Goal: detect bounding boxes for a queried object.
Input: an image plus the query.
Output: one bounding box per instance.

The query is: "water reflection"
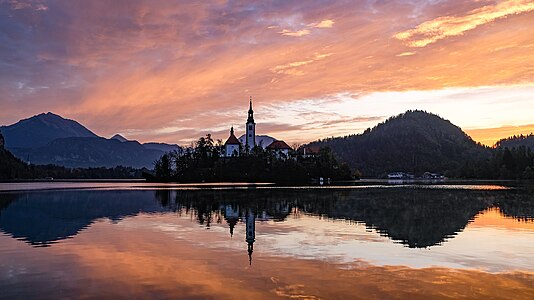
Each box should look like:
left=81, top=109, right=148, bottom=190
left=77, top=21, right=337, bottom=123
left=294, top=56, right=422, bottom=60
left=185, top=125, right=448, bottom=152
left=1, top=187, right=533, bottom=299
left=0, top=187, right=532, bottom=251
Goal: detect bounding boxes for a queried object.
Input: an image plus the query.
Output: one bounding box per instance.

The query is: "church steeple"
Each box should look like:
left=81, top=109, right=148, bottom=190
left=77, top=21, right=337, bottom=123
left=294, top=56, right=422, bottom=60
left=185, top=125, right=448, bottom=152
left=247, top=97, right=254, bottom=124
left=245, top=97, right=256, bottom=150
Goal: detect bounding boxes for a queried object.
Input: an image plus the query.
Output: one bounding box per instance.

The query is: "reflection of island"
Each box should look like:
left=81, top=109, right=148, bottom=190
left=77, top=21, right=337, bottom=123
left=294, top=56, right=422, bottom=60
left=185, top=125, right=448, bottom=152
left=0, top=187, right=532, bottom=249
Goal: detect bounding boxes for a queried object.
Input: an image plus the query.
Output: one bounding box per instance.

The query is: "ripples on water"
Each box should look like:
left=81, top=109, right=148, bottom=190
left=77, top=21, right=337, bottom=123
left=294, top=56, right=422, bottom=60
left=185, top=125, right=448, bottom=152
left=0, top=182, right=533, bottom=299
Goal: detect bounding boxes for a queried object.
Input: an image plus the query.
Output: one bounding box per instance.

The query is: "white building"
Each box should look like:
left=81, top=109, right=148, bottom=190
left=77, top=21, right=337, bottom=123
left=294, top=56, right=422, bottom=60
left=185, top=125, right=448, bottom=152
left=224, top=127, right=240, bottom=157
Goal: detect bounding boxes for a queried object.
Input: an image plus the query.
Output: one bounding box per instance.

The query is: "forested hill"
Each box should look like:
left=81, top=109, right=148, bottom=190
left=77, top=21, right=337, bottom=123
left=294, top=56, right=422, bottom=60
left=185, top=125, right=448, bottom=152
left=0, top=132, right=32, bottom=179
left=495, top=134, right=534, bottom=150
left=309, top=110, right=490, bottom=177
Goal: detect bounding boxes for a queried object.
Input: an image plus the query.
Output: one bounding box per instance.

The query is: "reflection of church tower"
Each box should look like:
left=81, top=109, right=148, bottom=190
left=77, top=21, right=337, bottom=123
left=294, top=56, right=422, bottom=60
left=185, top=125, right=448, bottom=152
left=245, top=97, right=256, bottom=151
left=245, top=209, right=256, bottom=265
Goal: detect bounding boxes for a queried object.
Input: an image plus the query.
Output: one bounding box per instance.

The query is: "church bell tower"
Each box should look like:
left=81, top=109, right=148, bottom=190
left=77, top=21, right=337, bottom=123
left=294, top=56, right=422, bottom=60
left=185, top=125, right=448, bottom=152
left=245, top=97, right=256, bottom=151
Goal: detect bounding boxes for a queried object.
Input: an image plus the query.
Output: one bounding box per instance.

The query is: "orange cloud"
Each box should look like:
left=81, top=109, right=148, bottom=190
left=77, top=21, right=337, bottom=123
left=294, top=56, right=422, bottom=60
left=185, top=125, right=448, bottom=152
left=396, top=51, right=416, bottom=57
left=394, top=0, right=534, bottom=47
left=466, top=124, right=534, bottom=146
left=309, top=19, right=334, bottom=28
left=270, top=53, right=333, bottom=75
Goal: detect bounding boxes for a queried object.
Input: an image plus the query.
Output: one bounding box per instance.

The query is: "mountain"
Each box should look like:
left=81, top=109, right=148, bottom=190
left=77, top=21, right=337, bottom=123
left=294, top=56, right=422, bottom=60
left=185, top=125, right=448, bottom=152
left=309, top=110, right=490, bottom=177
left=238, top=134, right=276, bottom=149
left=111, top=134, right=128, bottom=142
left=111, top=134, right=180, bottom=152
left=0, top=113, right=181, bottom=169
left=10, top=137, right=165, bottom=169
left=142, top=142, right=181, bottom=153
left=495, top=134, right=534, bottom=150
left=0, top=112, right=97, bottom=148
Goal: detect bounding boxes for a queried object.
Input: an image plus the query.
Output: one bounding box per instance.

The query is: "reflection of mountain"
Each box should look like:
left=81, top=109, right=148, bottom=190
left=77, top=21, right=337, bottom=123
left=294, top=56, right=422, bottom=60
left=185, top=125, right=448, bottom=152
left=0, top=191, right=163, bottom=246
left=0, top=188, right=532, bottom=248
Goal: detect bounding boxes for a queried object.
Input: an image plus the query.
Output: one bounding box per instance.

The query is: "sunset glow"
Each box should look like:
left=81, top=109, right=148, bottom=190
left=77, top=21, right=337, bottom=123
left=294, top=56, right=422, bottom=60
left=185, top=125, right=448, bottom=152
left=1, top=0, right=533, bottom=145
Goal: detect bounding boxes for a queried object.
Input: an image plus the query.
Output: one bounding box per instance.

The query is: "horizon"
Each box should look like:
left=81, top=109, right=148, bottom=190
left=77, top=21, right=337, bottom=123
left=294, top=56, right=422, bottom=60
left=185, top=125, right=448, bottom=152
left=3, top=108, right=532, bottom=148
left=1, top=1, right=534, bottom=146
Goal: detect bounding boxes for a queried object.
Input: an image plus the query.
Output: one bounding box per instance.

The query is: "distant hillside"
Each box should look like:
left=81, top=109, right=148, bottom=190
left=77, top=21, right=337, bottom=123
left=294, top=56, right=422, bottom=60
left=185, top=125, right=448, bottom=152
left=0, top=132, right=32, bottom=179
left=10, top=137, right=164, bottom=169
left=309, top=110, right=490, bottom=177
left=0, top=113, right=181, bottom=169
left=143, top=142, right=181, bottom=153
left=495, top=134, right=534, bottom=150
left=111, top=134, right=128, bottom=142
left=0, top=112, right=97, bottom=148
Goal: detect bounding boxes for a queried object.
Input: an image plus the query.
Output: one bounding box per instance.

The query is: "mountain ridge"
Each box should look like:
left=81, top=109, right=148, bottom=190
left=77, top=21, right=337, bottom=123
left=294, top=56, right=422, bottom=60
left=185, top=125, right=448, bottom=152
left=0, top=112, right=98, bottom=148
left=0, top=113, right=180, bottom=169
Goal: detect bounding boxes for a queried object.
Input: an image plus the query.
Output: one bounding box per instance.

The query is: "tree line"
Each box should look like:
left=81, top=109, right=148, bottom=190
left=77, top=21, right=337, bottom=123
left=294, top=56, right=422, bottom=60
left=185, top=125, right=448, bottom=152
left=149, top=134, right=353, bottom=183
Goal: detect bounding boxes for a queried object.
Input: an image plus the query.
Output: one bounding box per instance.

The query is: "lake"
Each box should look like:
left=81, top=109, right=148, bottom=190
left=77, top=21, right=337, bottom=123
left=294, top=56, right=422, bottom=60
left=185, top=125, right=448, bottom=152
left=0, top=181, right=533, bottom=299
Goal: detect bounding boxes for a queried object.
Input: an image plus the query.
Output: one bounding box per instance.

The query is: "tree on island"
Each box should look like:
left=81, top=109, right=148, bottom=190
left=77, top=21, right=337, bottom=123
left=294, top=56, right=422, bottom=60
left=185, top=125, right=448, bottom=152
left=150, top=134, right=352, bottom=183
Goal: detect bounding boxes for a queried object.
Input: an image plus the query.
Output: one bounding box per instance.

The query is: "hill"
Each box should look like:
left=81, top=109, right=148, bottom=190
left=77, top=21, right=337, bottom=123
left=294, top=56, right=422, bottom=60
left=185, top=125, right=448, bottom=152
left=495, top=134, right=534, bottom=150
left=0, top=112, right=97, bottom=148
left=0, top=113, right=181, bottom=169
left=10, top=137, right=164, bottom=169
left=142, top=142, right=181, bottom=153
left=309, top=110, right=490, bottom=177
left=0, top=132, right=32, bottom=179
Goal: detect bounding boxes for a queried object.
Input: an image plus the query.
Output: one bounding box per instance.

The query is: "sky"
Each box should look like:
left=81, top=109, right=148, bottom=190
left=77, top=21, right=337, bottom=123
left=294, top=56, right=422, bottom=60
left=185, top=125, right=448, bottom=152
left=1, top=0, right=533, bottom=146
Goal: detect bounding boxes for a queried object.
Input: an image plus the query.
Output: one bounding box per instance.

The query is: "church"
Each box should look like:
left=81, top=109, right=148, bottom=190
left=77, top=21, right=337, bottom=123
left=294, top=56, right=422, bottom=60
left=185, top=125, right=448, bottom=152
left=224, top=98, right=291, bottom=158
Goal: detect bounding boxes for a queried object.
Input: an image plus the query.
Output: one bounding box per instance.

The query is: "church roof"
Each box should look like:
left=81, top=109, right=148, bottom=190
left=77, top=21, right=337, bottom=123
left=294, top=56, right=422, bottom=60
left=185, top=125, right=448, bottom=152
left=225, top=128, right=241, bottom=145
left=266, top=140, right=291, bottom=150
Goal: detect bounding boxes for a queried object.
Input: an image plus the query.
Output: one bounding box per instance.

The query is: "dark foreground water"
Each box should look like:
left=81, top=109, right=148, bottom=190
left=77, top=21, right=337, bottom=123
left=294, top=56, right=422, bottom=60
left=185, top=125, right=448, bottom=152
left=0, top=182, right=533, bottom=299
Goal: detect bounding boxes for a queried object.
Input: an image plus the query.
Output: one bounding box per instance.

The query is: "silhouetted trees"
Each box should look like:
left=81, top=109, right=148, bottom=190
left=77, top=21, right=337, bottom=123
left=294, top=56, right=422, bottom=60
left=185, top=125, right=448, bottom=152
left=151, top=134, right=352, bottom=183
left=452, top=145, right=534, bottom=179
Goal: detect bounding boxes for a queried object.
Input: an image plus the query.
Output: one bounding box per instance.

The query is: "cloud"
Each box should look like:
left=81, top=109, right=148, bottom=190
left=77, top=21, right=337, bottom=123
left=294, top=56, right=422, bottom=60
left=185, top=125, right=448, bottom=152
left=394, top=0, right=534, bottom=47
left=396, top=52, right=416, bottom=57
left=276, top=18, right=334, bottom=37
left=271, top=53, right=333, bottom=75
left=278, top=29, right=311, bottom=37
left=309, top=19, right=334, bottom=28
left=1, top=1, right=533, bottom=145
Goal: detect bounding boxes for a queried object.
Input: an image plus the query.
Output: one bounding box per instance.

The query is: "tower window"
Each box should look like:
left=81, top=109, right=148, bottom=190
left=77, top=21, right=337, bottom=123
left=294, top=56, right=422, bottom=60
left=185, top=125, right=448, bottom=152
left=248, top=125, right=252, bottom=130
left=248, top=134, right=251, bottom=137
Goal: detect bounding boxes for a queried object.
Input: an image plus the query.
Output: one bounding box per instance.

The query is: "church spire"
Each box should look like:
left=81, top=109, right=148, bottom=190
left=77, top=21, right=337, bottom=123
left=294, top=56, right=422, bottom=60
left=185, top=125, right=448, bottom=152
left=247, top=96, right=254, bottom=124
left=245, top=97, right=256, bottom=151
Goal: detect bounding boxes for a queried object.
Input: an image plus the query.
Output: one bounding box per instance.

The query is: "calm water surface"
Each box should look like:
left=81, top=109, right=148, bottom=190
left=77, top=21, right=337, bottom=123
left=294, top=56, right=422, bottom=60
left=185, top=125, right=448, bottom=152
left=0, top=182, right=533, bottom=299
